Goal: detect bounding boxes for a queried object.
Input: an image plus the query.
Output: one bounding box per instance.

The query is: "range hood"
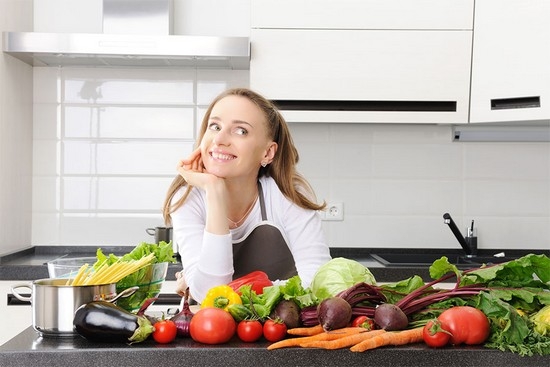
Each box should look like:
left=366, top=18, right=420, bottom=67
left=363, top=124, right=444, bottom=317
left=2, top=0, right=250, bottom=69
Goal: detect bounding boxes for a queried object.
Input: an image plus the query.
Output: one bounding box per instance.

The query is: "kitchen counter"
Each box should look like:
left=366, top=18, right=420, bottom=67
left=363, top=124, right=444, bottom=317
left=1, top=246, right=549, bottom=366
left=1, top=326, right=548, bottom=367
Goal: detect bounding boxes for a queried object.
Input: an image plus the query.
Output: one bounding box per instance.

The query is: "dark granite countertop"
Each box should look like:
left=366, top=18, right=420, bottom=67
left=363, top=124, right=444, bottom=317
left=1, top=326, right=547, bottom=367
left=1, top=247, right=549, bottom=366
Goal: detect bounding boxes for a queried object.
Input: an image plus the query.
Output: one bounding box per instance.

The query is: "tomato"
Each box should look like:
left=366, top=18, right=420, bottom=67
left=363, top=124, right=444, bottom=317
left=422, top=319, right=451, bottom=348
left=351, top=315, right=375, bottom=330
left=263, top=319, right=287, bottom=342
left=237, top=320, right=264, bottom=342
left=152, top=319, right=177, bottom=344
left=189, top=307, right=236, bottom=344
left=437, top=306, right=490, bottom=345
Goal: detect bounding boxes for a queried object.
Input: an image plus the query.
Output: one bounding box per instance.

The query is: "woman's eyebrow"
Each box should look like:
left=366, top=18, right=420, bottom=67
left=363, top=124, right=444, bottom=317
left=209, top=116, right=254, bottom=129
left=232, top=119, right=254, bottom=128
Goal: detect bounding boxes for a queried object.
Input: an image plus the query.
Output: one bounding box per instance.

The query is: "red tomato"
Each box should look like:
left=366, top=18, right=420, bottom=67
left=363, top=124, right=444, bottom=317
left=237, top=320, right=263, bottom=342
left=189, top=307, right=236, bottom=344
left=263, top=319, right=287, bottom=342
left=422, top=319, right=451, bottom=348
left=152, top=319, right=178, bottom=344
left=437, top=306, right=490, bottom=345
left=351, top=315, right=375, bottom=330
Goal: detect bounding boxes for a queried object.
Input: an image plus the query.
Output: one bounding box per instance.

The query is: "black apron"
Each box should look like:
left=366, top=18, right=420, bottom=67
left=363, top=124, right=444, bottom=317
left=232, top=182, right=298, bottom=280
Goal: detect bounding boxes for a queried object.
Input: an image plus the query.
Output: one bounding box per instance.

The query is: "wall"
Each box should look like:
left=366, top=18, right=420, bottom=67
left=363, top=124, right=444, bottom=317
left=4, top=0, right=550, bottom=255
left=30, top=71, right=550, bottom=251
left=32, top=67, right=249, bottom=246
left=295, top=124, right=549, bottom=250
left=0, top=0, right=33, bottom=255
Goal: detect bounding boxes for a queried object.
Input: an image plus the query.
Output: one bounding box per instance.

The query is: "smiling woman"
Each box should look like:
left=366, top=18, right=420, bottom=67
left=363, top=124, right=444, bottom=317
left=162, top=88, right=332, bottom=303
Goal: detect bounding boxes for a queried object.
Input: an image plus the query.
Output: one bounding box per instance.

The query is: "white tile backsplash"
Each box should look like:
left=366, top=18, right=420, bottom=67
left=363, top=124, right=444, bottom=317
left=30, top=67, right=550, bottom=251
left=31, top=67, right=252, bottom=246
left=464, top=143, right=550, bottom=180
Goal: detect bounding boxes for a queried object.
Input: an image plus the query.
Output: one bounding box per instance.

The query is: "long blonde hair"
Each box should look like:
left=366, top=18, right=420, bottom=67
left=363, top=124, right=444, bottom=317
left=162, top=88, right=325, bottom=225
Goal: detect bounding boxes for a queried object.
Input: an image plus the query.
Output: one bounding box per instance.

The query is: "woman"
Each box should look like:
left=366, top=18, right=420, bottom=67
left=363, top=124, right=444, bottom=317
left=163, top=88, right=331, bottom=303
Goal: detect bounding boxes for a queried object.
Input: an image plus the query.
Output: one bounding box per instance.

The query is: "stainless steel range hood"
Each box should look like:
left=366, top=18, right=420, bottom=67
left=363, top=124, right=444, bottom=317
left=2, top=0, right=250, bottom=69
left=3, top=32, right=250, bottom=68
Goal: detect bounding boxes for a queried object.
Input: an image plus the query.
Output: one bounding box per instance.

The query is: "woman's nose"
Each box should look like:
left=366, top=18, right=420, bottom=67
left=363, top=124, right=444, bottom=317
left=212, top=128, right=230, bottom=145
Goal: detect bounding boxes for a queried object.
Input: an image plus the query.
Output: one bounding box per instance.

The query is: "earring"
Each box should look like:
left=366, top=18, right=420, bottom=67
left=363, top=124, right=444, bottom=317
left=261, top=161, right=267, bottom=167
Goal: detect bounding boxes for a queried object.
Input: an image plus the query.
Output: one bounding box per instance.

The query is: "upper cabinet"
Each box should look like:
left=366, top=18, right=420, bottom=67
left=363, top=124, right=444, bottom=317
left=469, top=0, right=550, bottom=124
left=250, top=0, right=474, bottom=124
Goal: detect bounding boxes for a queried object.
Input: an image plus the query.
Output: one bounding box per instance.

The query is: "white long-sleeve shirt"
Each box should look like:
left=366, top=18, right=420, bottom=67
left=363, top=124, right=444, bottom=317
left=171, top=175, right=332, bottom=302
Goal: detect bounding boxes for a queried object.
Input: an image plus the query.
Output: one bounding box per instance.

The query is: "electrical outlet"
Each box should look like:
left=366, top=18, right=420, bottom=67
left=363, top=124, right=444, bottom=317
left=324, top=201, right=344, bottom=221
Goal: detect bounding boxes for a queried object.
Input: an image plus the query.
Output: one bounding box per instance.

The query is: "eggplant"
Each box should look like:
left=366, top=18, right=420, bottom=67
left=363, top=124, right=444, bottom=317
left=73, top=301, right=154, bottom=343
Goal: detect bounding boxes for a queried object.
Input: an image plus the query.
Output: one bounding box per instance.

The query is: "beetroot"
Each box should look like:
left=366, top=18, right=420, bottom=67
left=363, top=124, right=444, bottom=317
left=317, top=297, right=352, bottom=331
left=374, top=303, right=408, bottom=331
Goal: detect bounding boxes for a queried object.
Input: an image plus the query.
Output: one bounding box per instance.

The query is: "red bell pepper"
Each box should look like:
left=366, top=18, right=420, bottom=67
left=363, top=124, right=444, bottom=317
left=228, top=270, right=273, bottom=295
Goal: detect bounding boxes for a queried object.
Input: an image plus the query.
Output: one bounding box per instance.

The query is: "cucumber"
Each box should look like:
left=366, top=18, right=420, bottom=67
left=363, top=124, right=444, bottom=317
left=227, top=303, right=254, bottom=322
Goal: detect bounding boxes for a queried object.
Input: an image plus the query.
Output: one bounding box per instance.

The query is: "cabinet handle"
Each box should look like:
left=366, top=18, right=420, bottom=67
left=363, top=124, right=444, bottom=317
left=491, top=96, right=540, bottom=110
left=7, top=293, right=31, bottom=305
left=272, top=100, right=457, bottom=112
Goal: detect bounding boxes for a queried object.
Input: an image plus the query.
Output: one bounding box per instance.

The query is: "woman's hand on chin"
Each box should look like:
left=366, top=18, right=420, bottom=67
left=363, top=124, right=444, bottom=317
left=176, top=148, right=222, bottom=189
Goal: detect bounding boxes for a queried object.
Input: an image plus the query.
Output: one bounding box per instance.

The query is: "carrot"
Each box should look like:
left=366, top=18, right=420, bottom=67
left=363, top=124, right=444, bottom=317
left=267, top=327, right=365, bottom=350
left=350, top=327, right=424, bottom=352
left=286, top=324, right=324, bottom=336
left=301, top=329, right=387, bottom=350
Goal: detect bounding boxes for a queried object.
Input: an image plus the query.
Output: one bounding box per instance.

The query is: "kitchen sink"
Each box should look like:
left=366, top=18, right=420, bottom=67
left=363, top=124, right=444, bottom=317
left=371, top=253, right=519, bottom=268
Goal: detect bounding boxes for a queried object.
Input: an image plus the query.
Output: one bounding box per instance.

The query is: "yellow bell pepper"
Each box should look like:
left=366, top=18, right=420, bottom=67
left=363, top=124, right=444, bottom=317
left=201, top=285, right=242, bottom=311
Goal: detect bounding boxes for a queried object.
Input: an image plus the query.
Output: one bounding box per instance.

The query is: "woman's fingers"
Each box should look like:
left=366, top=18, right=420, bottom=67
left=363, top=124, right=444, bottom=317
left=175, top=271, right=188, bottom=297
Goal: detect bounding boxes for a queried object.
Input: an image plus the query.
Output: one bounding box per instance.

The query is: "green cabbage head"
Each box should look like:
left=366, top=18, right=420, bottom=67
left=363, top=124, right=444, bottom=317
left=310, top=257, right=376, bottom=301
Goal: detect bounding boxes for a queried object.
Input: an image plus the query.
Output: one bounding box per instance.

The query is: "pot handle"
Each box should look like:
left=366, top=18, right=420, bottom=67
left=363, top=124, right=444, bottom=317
left=11, top=283, right=32, bottom=302
left=107, top=286, right=139, bottom=303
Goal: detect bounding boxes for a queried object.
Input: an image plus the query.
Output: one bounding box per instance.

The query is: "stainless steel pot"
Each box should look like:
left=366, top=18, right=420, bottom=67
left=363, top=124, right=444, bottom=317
left=11, top=278, right=137, bottom=337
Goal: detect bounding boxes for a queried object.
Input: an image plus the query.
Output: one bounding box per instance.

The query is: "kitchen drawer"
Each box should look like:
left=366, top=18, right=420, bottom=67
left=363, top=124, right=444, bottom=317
left=0, top=281, right=32, bottom=346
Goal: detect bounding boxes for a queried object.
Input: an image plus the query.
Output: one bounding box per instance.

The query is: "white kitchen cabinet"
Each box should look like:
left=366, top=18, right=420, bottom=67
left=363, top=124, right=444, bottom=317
left=251, top=0, right=473, bottom=30
left=470, top=0, right=550, bottom=124
left=250, top=0, right=474, bottom=124
left=0, top=281, right=32, bottom=345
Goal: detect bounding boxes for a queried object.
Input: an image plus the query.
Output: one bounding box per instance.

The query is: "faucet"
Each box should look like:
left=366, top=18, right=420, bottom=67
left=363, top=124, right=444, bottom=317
left=443, top=213, right=478, bottom=257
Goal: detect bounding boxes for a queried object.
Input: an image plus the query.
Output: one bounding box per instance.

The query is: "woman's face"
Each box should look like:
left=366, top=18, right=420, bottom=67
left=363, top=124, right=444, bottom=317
left=200, top=95, right=277, bottom=179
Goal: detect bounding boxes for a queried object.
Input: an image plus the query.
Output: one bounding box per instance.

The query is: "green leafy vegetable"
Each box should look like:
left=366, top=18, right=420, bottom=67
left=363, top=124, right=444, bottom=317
left=95, top=241, right=176, bottom=266
left=530, top=305, right=550, bottom=336
left=380, top=275, right=426, bottom=304
left=426, top=254, right=550, bottom=356
left=239, top=284, right=283, bottom=319
left=279, top=275, right=316, bottom=308
left=310, top=257, right=376, bottom=301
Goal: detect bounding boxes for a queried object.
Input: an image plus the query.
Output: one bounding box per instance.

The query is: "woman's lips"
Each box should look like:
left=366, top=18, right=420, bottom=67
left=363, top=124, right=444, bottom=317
left=210, top=151, right=236, bottom=162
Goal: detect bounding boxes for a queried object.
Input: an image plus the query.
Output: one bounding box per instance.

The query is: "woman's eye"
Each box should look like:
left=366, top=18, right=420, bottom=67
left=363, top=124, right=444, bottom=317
left=208, top=122, right=221, bottom=131
left=235, top=127, right=248, bottom=136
